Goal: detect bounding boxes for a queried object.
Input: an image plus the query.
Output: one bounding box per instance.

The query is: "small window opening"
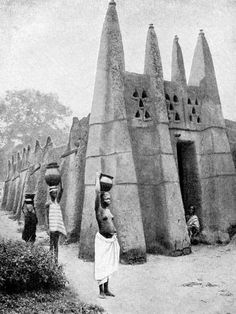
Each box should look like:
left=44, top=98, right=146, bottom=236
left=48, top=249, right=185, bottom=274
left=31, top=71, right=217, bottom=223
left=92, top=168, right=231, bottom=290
left=142, top=90, right=147, bottom=98
left=145, top=111, right=150, bottom=119
left=188, top=98, right=191, bottom=105
left=133, top=89, right=139, bottom=98
left=189, top=115, right=192, bottom=121
left=192, top=107, right=196, bottom=114
left=175, top=112, right=180, bottom=121
left=135, top=111, right=140, bottom=118
left=169, top=103, right=174, bottom=110
left=195, top=99, right=198, bottom=105
left=139, top=99, right=144, bottom=108
left=165, top=94, right=170, bottom=100
left=197, top=116, right=201, bottom=123
left=173, top=95, right=179, bottom=102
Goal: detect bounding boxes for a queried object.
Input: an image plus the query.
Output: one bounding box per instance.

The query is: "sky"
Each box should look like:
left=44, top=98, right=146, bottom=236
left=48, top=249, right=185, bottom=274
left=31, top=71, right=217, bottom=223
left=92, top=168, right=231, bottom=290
left=0, top=0, right=235, bottom=121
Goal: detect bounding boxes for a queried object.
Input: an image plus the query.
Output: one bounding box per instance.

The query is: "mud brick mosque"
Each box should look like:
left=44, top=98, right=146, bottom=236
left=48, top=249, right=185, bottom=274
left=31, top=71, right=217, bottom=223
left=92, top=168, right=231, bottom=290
left=2, top=1, right=236, bottom=263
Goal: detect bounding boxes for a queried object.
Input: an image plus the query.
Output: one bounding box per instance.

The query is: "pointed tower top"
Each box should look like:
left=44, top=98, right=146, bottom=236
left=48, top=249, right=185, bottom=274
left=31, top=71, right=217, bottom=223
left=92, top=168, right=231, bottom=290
left=72, top=117, right=79, bottom=125
left=26, top=145, right=31, bottom=157
left=16, top=152, right=22, bottom=171
left=67, top=116, right=81, bottom=150
left=109, top=0, right=116, bottom=5
left=144, top=24, right=163, bottom=79
left=34, top=139, right=41, bottom=153
left=21, top=147, right=26, bottom=168
left=89, top=0, right=125, bottom=125
left=188, top=30, right=220, bottom=103
left=171, top=34, right=187, bottom=88
left=46, top=136, right=52, bottom=146
left=199, top=29, right=204, bottom=36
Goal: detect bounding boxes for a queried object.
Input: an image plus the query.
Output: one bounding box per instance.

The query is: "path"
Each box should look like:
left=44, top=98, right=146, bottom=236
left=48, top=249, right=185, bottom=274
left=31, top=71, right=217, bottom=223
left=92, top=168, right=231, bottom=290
left=1, top=211, right=236, bottom=314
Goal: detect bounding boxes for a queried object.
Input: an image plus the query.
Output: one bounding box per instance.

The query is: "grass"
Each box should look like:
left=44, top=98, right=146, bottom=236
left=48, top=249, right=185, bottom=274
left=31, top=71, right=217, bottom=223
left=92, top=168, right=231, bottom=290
left=0, top=287, right=104, bottom=314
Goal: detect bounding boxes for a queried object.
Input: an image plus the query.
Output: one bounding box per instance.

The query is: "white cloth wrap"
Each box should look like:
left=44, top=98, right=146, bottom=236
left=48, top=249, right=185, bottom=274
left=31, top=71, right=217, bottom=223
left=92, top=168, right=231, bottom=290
left=49, top=201, right=67, bottom=236
left=187, top=215, right=200, bottom=230
left=94, top=232, right=120, bottom=285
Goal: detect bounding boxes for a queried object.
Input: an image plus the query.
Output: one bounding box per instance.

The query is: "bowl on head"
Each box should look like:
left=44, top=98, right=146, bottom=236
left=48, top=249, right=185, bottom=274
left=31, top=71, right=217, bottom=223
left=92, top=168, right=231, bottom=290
left=100, top=173, right=113, bottom=192
left=45, top=162, right=61, bottom=186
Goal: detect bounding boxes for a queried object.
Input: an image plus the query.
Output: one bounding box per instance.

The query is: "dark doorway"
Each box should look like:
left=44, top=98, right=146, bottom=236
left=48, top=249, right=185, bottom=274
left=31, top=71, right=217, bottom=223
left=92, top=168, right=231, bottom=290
left=176, top=141, right=202, bottom=217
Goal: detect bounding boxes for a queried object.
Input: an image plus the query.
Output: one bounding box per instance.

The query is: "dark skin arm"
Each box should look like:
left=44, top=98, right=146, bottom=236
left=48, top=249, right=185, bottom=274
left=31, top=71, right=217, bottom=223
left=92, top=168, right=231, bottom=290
left=95, top=172, right=101, bottom=213
left=45, top=203, right=50, bottom=231
left=56, top=181, right=63, bottom=203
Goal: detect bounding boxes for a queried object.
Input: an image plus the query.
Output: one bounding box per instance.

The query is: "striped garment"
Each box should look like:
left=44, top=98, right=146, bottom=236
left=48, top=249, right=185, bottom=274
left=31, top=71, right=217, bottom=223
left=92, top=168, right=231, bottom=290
left=187, top=215, right=200, bottom=230
left=49, top=201, right=67, bottom=236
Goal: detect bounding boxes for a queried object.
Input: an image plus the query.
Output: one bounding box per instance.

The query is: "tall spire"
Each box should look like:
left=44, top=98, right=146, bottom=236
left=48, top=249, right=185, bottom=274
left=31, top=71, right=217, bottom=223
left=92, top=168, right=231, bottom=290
left=171, top=35, right=187, bottom=88
left=144, top=24, right=167, bottom=123
left=89, top=0, right=125, bottom=124
left=144, top=24, right=163, bottom=79
left=188, top=30, right=220, bottom=103
left=80, top=0, right=146, bottom=263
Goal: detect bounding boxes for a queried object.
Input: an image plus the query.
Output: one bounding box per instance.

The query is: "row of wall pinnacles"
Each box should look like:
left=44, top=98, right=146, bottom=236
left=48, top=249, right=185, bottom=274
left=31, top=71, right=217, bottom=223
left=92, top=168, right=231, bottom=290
left=0, top=115, right=90, bottom=242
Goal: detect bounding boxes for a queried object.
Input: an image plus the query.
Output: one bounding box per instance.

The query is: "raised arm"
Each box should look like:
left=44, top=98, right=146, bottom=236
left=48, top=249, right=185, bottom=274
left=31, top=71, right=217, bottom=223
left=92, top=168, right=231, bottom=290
left=95, top=172, right=101, bottom=213
left=45, top=202, right=50, bottom=231
left=57, top=180, right=63, bottom=203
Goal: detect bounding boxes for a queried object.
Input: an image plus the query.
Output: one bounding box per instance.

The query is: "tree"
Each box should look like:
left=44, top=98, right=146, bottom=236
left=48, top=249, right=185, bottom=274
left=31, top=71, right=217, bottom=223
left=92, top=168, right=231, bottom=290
left=0, top=89, right=73, bottom=180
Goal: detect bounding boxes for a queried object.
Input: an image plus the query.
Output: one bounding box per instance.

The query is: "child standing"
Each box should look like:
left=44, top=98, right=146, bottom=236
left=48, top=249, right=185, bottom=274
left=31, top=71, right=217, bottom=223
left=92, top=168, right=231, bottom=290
left=45, top=183, right=66, bottom=263
left=22, top=194, right=38, bottom=244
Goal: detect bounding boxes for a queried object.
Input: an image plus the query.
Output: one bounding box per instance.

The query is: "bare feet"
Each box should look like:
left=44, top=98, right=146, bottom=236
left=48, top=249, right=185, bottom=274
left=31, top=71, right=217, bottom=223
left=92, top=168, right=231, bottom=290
left=105, top=290, right=115, bottom=297
left=99, top=292, right=106, bottom=299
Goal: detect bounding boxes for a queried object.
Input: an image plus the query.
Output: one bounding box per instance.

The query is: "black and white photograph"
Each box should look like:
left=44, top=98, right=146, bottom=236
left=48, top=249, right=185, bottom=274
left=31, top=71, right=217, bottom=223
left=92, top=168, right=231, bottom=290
left=0, top=1, right=236, bottom=313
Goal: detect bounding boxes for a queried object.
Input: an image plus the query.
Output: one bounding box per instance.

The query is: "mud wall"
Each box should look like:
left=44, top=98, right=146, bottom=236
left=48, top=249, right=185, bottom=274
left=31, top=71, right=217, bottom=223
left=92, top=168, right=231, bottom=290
left=1, top=160, right=11, bottom=211
left=60, top=116, right=89, bottom=242
left=225, top=119, right=236, bottom=169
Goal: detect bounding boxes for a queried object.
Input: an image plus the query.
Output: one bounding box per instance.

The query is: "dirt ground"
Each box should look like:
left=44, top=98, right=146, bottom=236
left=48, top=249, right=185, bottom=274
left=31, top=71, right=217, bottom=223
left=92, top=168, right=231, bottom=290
left=0, top=211, right=236, bottom=314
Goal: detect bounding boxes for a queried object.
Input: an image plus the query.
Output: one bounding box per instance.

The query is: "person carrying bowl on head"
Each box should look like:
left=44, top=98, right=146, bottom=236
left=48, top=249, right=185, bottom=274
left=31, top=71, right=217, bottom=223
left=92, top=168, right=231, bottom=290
left=45, top=181, right=66, bottom=263
left=22, top=194, right=38, bottom=244
left=94, top=172, right=120, bottom=299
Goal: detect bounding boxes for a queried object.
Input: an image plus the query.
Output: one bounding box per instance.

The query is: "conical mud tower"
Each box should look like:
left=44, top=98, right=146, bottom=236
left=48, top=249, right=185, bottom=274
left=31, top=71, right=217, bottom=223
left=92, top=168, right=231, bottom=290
left=79, top=0, right=146, bottom=263
left=187, top=30, right=236, bottom=243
